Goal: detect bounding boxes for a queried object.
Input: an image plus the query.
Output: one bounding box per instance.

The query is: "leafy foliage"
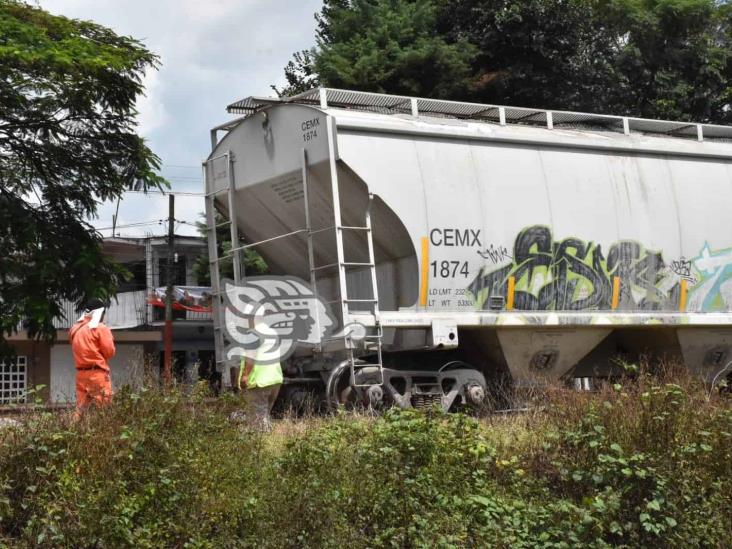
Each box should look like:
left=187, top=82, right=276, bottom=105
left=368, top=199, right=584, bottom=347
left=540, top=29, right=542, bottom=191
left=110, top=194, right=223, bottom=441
left=276, top=0, right=477, bottom=98
left=191, top=213, right=268, bottom=286
left=441, top=0, right=617, bottom=112
left=279, top=0, right=732, bottom=122
left=0, top=376, right=730, bottom=547
left=0, top=0, right=165, bottom=354
left=599, top=0, right=732, bottom=121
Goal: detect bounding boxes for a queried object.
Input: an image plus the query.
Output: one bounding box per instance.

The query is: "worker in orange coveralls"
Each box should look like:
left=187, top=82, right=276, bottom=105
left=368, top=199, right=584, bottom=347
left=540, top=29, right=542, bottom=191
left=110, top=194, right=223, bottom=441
left=69, top=298, right=115, bottom=416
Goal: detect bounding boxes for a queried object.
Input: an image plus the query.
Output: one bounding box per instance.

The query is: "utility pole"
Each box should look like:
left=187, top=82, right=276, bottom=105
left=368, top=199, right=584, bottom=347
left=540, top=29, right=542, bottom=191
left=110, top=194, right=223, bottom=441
left=111, top=196, right=120, bottom=236
left=163, top=193, right=174, bottom=386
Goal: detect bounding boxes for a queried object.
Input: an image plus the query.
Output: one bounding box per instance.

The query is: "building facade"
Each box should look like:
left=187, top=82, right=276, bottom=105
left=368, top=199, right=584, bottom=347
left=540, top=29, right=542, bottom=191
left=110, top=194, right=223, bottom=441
left=3, top=235, right=215, bottom=405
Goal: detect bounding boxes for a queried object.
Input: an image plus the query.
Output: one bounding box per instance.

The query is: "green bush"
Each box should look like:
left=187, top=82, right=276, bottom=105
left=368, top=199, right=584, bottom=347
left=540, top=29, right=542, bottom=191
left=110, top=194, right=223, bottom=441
left=0, top=377, right=729, bottom=547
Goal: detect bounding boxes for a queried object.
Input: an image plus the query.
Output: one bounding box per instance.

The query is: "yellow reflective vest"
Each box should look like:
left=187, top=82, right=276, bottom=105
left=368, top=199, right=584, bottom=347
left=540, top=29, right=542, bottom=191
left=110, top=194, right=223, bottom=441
left=239, top=346, right=283, bottom=389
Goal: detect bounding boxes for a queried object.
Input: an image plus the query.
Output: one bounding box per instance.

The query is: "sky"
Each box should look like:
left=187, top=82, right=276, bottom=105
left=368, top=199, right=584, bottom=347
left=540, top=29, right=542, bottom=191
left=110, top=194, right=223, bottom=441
left=40, top=0, right=323, bottom=237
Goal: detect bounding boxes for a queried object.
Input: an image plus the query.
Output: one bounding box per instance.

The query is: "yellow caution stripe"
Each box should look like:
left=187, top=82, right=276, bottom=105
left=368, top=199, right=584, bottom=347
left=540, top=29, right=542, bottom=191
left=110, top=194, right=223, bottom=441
left=506, top=276, right=515, bottom=310
left=679, top=279, right=688, bottom=312
left=611, top=276, right=621, bottom=310
left=419, top=236, right=429, bottom=307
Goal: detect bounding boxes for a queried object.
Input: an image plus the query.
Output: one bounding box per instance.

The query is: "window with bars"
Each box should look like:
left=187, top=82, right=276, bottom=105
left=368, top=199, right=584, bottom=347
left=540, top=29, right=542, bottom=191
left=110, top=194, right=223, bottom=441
left=0, top=356, right=27, bottom=404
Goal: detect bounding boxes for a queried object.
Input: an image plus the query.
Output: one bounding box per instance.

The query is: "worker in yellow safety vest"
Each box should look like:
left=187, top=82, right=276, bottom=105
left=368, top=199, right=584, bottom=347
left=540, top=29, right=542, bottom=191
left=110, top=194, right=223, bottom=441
left=238, top=344, right=283, bottom=430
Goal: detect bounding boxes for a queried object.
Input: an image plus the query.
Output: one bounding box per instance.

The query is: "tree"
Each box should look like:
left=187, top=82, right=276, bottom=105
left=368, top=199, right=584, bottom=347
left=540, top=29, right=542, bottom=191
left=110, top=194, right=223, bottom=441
left=0, top=1, right=166, bottom=355
left=279, top=50, right=320, bottom=96
left=192, top=213, right=268, bottom=286
left=441, top=0, right=618, bottom=113
left=275, top=0, right=477, bottom=98
left=600, top=0, right=732, bottom=122
left=279, top=0, right=732, bottom=123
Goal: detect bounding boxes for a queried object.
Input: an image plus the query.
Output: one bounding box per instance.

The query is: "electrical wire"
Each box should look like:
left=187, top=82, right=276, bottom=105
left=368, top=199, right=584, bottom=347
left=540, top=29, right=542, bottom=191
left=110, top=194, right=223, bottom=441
left=122, top=190, right=204, bottom=197
left=96, top=220, right=165, bottom=231
left=108, top=218, right=200, bottom=228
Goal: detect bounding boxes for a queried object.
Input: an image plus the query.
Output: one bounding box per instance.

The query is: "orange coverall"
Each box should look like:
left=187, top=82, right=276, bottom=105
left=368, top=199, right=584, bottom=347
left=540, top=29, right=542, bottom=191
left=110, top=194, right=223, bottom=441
left=69, top=316, right=115, bottom=411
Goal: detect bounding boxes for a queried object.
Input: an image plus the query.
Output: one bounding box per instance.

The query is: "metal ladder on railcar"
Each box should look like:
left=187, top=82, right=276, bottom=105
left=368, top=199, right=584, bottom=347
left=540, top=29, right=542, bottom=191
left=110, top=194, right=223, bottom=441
left=304, top=115, right=384, bottom=389
left=316, top=192, right=385, bottom=390
left=204, top=151, right=240, bottom=387
left=204, top=140, right=384, bottom=391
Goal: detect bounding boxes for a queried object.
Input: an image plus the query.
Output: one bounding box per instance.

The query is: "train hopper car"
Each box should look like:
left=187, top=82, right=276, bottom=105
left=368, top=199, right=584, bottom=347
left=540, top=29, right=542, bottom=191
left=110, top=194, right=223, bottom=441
left=205, top=88, right=732, bottom=410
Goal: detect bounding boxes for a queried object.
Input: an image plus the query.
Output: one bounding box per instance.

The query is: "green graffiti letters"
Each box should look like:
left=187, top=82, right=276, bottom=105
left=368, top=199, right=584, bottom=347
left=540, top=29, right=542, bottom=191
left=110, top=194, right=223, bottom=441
left=469, top=226, right=688, bottom=311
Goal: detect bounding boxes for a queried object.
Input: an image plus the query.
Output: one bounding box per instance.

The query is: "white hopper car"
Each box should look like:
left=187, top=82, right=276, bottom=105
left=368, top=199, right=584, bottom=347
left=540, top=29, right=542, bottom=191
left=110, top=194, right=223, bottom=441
left=205, top=88, right=732, bottom=410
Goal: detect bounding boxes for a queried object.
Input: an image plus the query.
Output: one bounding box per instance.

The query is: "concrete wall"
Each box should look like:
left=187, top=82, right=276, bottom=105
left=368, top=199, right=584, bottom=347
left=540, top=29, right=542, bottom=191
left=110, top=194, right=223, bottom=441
left=49, top=343, right=145, bottom=404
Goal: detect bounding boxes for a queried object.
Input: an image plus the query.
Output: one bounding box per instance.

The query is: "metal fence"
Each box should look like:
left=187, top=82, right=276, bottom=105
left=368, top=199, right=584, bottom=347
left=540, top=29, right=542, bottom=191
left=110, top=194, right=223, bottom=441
left=151, top=307, right=212, bottom=322
left=49, top=290, right=211, bottom=329
left=0, top=356, right=27, bottom=404
left=227, top=87, right=732, bottom=143
left=184, top=310, right=212, bottom=321
left=52, top=291, right=148, bottom=329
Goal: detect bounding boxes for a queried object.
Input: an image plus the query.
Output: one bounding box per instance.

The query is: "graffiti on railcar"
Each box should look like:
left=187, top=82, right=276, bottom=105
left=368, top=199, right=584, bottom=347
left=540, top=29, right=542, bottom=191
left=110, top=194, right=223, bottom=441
left=686, top=244, right=732, bottom=312
left=669, top=258, right=696, bottom=284
left=468, top=225, right=732, bottom=312
left=477, top=244, right=512, bottom=265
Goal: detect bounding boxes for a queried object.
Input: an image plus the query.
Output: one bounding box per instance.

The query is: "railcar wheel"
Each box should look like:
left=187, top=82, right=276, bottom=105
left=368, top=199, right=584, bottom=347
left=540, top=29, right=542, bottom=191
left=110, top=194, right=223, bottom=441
left=439, top=360, right=489, bottom=412
left=326, top=360, right=383, bottom=411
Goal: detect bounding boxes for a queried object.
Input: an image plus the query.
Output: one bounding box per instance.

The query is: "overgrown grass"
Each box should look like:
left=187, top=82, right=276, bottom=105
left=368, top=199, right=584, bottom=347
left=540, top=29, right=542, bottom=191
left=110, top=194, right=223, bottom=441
left=0, top=366, right=730, bottom=548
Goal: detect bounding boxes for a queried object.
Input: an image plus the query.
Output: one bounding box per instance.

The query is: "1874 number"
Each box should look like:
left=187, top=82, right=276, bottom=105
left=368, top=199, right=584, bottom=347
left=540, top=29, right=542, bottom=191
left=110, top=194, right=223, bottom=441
left=430, top=260, right=469, bottom=278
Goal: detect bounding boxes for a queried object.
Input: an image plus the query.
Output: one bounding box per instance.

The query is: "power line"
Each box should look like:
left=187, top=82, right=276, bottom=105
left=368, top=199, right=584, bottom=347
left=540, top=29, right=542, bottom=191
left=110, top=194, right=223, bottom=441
left=107, top=232, right=172, bottom=239
left=96, top=220, right=165, bottom=231
left=122, top=190, right=204, bottom=197
left=161, top=174, right=202, bottom=178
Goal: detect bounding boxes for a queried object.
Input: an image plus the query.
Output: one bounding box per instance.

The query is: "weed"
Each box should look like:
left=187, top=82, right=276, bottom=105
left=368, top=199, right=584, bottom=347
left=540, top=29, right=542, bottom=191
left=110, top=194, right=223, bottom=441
left=0, top=366, right=729, bottom=547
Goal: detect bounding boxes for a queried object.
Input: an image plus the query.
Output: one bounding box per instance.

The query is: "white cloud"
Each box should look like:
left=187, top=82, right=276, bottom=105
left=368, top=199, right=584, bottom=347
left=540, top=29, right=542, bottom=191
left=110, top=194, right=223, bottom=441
left=39, top=0, right=322, bottom=235
left=136, top=69, right=169, bottom=135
